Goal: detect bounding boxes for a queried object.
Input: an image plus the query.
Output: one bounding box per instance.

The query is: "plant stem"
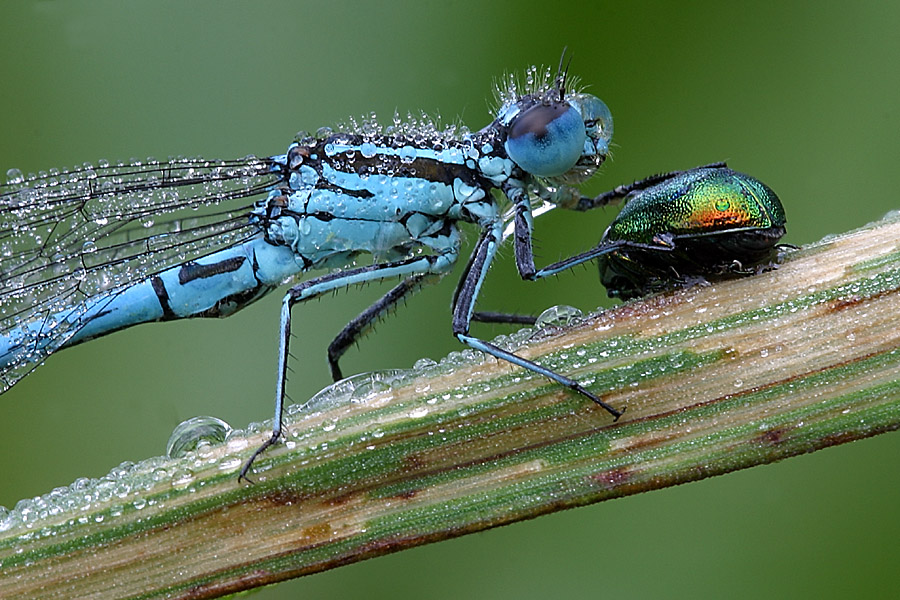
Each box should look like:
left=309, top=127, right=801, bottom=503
left=3, top=214, right=900, bottom=599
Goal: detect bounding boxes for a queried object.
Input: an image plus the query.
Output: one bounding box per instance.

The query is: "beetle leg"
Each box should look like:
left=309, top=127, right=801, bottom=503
left=573, top=162, right=728, bottom=212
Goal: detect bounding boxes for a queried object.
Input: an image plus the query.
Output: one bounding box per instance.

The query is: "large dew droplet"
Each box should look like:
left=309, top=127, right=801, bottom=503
left=535, top=305, right=584, bottom=328
left=5, top=168, right=24, bottom=185
left=166, top=416, right=232, bottom=459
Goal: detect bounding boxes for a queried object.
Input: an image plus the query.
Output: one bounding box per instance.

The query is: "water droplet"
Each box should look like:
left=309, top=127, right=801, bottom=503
left=408, top=406, right=429, bottom=419
left=5, top=168, right=23, bottom=184
left=535, top=305, right=584, bottom=328
left=170, top=468, right=195, bottom=489
left=413, top=357, right=438, bottom=373
left=305, top=370, right=407, bottom=412
left=360, top=142, right=377, bottom=158
left=399, top=146, right=417, bottom=163
left=166, top=416, right=232, bottom=459
left=218, top=456, right=242, bottom=472
left=0, top=506, right=11, bottom=532
left=226, top=436, right=249, bottom=452
left=350, top=376, right=392, bottom=401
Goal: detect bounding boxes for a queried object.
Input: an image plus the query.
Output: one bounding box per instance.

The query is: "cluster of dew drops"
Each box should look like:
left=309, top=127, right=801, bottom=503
left=0, top=298, right=585, bottom=541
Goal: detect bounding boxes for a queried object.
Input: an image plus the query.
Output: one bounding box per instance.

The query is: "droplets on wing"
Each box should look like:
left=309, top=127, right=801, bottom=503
left=0, top=156, right=280, bottom=391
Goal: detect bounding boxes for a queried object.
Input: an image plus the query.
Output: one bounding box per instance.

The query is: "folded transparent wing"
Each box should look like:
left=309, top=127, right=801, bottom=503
left=0, top=156, right=280, bottom=391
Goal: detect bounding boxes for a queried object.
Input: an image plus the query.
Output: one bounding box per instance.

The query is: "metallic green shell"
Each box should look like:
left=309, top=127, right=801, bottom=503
left=605, top=168, right=785, bottom=245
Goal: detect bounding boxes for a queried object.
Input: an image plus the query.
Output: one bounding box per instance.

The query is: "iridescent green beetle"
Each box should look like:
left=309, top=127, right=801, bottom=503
left=596, top=165, right=787, bottom=299
left=535, top=164, right=787, bottom=299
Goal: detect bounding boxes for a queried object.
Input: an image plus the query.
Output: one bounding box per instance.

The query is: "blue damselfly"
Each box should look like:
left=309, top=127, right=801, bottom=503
left=2, top=59, right=627, bottom=479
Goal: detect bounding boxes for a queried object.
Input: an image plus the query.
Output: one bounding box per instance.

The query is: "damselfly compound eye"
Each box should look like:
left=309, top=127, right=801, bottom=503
left=505, top=101, right=586, bottom=178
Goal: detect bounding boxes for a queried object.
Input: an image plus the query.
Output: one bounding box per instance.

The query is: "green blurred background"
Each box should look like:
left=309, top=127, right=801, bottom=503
left=2, top=1, right=899, bottom=598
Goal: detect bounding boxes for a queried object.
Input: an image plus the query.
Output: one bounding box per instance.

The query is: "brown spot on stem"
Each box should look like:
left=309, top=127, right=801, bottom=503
left=825, top=287, right=900, bottom=313
left=589, top=467, right=633, bottom=490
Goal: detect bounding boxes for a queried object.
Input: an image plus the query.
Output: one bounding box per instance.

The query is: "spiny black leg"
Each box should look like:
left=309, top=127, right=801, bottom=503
left=238, top=251, right=458, bottom=483
left=328, top=275, right=433, bottom=381
left=238, top=431, right=280, bottom=483
left=452, top=224, right=623, bottom=419
left=532, top=239, right=675, bottom=279
left=471, top=311, right=537, bottom=325
left=501, top=182, right=540, bottom=280
left=505, top=181, right=670, bottom=282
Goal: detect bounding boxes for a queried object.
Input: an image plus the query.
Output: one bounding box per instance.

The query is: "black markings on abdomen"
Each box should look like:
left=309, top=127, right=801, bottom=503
left=178, top=256, right=246, bottom=285
left=150, top=276, right=176, bottom=320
